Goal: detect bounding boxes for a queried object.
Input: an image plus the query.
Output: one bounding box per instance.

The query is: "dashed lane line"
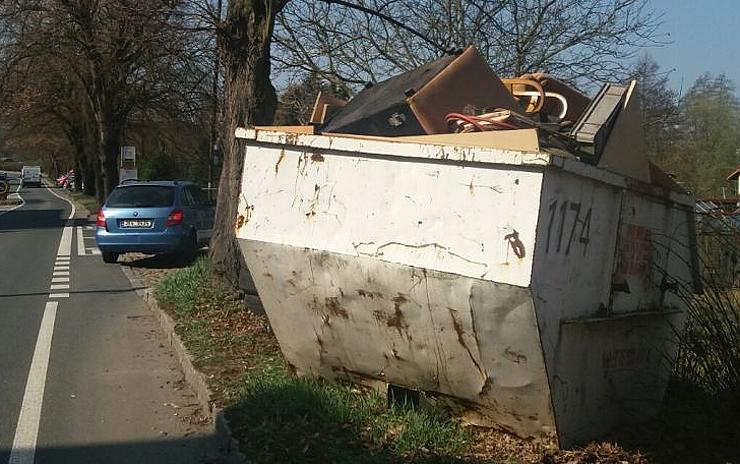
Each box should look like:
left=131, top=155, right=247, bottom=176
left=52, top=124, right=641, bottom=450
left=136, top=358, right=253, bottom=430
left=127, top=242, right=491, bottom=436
left=9, top=186, right=77, bottom=464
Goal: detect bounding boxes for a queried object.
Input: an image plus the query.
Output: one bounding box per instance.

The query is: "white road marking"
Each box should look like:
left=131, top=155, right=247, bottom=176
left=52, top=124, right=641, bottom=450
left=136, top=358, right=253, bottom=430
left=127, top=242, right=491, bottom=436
left=46, top=187, right=75, bottom=257
left=51, top=277, right=69, bottom=283
left=56, top=227, right=72, bottom=257
left=52, top=271, right=69, bottom=277
left=77, top=226, right=101, bottom=256
left=0, top=185, right=25, bottom=217
left=76, top=227, right=86, bottom=256
left=48, top=293, right=69, bottom=299
left=8, top=185, right=79, bottom=463
left=8, top=301, right=58, bottom=464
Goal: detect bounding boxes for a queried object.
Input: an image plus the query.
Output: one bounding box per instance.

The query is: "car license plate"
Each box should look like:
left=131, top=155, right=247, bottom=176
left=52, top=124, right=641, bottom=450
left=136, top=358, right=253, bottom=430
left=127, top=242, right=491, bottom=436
left=121, top=219, right=152, bottom=228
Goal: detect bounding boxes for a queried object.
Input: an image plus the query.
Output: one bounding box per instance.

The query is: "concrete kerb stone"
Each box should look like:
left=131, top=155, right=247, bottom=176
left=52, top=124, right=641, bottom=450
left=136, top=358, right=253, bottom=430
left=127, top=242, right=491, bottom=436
left=123, top=269, right=249, bottom=464
left=65, top=191, right=248, bottom=464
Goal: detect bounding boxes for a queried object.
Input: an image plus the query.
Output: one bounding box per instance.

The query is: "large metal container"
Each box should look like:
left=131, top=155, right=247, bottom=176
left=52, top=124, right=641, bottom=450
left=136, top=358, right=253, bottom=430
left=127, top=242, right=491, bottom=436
left=234, top=127, right=698, bottom=447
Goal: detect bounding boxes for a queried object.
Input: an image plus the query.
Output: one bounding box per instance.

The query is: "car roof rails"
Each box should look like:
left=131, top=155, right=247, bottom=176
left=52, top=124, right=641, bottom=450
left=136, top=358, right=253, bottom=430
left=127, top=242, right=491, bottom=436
left=120, top=178, right=140, bottom=184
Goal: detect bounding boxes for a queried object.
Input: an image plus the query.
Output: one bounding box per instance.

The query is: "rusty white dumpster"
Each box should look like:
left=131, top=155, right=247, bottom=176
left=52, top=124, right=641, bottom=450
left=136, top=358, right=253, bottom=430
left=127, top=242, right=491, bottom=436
left=234, top=126, right=698, bottom=448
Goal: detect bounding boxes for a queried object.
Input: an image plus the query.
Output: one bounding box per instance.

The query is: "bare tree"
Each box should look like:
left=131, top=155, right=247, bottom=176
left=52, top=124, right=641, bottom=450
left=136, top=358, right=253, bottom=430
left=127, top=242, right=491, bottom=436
left=630, top=54, right=680, bottom=164
left=0, top=0, right=215, bottom=200
left=275, top=0, right=665, bottom=92
left=208, top=0, right=287, bottom=286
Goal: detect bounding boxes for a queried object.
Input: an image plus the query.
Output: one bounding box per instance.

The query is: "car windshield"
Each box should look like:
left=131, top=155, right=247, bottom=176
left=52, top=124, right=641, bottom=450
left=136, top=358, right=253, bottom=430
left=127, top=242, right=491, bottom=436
left=106, top=185, right=175, bottom=208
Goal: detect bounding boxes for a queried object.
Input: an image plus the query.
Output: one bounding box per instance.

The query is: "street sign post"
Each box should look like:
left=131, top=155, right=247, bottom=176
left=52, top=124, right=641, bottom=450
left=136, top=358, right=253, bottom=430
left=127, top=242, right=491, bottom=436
left=119, top=146, right=138, bottom=183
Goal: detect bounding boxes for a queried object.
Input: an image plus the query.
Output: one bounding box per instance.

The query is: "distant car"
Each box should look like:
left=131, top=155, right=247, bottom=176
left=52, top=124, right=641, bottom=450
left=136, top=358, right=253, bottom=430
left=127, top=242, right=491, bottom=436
left=95, top=181, right=215, bottom=264
left=21, top=166, right=42, bottom=187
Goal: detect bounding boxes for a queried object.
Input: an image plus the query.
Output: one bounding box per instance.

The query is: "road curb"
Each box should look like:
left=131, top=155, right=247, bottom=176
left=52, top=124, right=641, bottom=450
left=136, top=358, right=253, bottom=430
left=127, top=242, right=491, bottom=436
left=120, top=265, right=248, bottom=464
left=63, top=191, right=248, bottom=464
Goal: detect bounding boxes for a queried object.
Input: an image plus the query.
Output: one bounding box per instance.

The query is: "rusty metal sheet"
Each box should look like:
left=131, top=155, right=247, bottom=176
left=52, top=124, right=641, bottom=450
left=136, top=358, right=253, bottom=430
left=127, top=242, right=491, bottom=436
left=240, top=240, right=557, bottom=441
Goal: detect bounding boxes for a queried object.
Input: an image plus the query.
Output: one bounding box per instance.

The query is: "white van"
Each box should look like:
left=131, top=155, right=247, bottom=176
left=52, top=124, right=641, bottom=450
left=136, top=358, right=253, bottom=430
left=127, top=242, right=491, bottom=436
left=21, top=166, right=42, bottom=187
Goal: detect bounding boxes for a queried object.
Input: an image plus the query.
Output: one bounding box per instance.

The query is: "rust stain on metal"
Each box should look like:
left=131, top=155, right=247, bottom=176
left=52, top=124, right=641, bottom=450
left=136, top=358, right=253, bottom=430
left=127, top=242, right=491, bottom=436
left=447, top=307, right=487, bottom=381
left=479, top=377, right=493, bottom=396
left=285, top=133, right=300, bottom=145
left=504, top=230, right=526, bottom=259
left=274, top=149, right=285, bottom=174
left=311, top=153, right=325, bottom=162
left=503, top=347, right=528, bottom=364
left=236, top=204, right=254, bottom=230
left=358, top=289, right=384, bottom=299
left=305, top=184, right=320, bottom=218
left=387, top=294, right=409, bottom=336
left=372, top=309, right=387, bottom=323
left=308, top=295, right=323, bottom=315
left=325, top=296, right=349, bottom=319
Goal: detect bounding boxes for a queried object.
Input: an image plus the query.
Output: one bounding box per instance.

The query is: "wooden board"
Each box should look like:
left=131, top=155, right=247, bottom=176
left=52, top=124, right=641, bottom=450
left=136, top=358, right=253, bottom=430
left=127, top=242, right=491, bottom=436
left=254, top=125, right=316, bottom=135
left=398, top=129, right=539, bottom=152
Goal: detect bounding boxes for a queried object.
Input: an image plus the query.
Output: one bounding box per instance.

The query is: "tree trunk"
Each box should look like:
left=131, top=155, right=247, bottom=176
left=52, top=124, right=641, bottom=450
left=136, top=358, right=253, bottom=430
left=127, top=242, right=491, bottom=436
left=209, top=0, right=281, bottom=287
left=90, top=101, right=123, bottom=199
left=83, top=158, right=97, bottom=197
left=98, top=123, right=121, bottom=196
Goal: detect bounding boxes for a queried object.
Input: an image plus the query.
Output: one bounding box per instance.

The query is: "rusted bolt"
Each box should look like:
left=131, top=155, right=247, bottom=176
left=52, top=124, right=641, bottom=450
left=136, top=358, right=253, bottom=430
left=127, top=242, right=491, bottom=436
left=504, top=230, right=526, bottom=259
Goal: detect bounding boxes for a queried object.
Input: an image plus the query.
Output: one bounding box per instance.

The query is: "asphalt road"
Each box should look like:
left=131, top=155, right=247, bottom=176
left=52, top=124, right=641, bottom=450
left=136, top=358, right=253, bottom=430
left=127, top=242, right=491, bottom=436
left=0, top=185, right=217, bottom=463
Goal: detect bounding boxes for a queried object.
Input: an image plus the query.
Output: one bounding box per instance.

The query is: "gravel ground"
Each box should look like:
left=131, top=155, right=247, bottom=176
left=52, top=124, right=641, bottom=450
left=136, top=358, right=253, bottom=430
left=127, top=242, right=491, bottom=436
left=118, top=250, right=208, bottom=289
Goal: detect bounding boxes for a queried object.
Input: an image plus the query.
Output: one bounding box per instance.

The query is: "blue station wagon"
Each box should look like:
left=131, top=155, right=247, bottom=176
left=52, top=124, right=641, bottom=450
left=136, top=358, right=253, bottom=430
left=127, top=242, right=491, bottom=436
left=95, top=181, right=215, bottom=263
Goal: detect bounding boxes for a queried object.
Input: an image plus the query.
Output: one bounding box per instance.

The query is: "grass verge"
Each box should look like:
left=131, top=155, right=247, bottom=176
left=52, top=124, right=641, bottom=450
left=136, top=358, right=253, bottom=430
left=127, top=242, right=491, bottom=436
left=155, top=258, right=475, bottom=463
left=69, top=190, right=100, bottom=213
left=154, top=259, right=739, bottom=464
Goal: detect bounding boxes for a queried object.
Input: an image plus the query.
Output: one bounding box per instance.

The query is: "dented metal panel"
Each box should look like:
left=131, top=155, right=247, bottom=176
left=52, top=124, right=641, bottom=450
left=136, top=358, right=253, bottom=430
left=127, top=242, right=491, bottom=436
left=235, top=129, right=697, bottom=448
left=531, top=168, right=694, bottom=447
left=240, top=240, right=557, bottom=440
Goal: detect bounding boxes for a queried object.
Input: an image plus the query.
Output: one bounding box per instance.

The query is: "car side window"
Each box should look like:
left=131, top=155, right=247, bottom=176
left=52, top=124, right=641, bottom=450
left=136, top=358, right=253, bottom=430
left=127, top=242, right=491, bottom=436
left=180, top=188, right=195, bottom=207
left=189, top=187, right=208, bottom=206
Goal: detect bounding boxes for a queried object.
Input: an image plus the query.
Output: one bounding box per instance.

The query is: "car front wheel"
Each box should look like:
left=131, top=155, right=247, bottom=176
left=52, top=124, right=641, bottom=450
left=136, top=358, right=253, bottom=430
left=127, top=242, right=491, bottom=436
left=101, top=251, right=119, bottom=264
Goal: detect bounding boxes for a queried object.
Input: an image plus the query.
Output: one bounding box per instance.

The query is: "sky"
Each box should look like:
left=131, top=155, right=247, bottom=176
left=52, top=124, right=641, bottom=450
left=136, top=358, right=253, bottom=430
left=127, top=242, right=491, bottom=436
left=647, top=0, right=740, bottom=93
